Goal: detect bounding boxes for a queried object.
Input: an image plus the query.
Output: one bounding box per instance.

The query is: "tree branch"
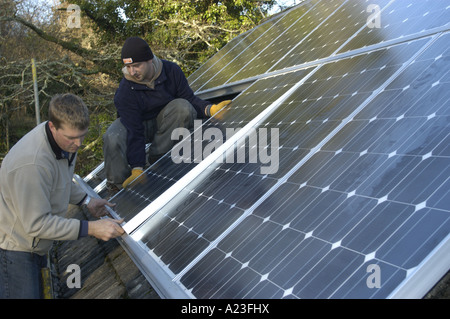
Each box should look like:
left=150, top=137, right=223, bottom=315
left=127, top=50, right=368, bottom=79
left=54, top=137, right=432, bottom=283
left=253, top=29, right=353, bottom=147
left=1, top=15, right=93, bottom=59
left=0, top=15, right=118, bottom=76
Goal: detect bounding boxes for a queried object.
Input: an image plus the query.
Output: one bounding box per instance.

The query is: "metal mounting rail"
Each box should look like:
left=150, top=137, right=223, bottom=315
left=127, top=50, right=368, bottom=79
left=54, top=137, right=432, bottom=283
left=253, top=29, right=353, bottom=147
left=73, top=174, right=191, bottom=299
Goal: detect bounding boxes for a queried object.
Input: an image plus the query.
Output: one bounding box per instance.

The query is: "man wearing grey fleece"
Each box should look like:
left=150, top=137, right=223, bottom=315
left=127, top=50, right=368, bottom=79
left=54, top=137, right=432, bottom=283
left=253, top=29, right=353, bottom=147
left=0, top=93, right=124, bottom=299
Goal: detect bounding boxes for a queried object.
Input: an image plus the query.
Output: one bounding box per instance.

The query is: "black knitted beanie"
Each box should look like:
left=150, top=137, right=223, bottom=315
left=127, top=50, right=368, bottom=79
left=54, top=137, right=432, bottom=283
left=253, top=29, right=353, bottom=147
left=121, top=37, right=154, bottom=64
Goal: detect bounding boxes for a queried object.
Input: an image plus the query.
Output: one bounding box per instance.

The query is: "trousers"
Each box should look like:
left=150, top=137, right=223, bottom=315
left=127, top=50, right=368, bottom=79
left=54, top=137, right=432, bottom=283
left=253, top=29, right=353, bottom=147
left=103, top=98, right=197, bottom=184
left=0, top=248, right=47, bottom=299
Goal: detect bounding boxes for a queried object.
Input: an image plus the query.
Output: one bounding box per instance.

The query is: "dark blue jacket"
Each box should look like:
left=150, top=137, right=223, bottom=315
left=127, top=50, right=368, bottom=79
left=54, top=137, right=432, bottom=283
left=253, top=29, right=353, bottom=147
left=114, top=59, right=210, bottom=168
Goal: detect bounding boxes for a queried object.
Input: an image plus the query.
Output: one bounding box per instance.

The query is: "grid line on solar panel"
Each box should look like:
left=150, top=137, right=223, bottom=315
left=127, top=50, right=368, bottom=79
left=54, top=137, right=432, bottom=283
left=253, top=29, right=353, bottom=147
left=180, top=213, right=409, bottom=298
left=178, top=35, right=449, bottom=297
left=277, top=33, right=450, bottom=247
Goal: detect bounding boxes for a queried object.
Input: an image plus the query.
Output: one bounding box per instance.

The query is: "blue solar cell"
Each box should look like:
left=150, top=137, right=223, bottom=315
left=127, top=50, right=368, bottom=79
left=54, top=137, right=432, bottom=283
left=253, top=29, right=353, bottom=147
left=377, top=208, right=450, bottom=269
left=342, top=201, right=416, bottom=254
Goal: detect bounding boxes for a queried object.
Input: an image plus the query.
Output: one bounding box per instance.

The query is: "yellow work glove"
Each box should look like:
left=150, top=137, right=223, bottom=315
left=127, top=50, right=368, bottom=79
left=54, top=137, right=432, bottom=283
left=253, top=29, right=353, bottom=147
left=205, top=100, right=232, bottom=119
left=122, top=168, right=145, bottom=188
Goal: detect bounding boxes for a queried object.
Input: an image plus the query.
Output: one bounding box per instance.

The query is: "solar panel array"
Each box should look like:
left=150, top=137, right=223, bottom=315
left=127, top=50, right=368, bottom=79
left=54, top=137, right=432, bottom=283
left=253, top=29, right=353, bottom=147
left=82, top=0, right=450, bottom=298
left=183, top=36, right=450, bottom=298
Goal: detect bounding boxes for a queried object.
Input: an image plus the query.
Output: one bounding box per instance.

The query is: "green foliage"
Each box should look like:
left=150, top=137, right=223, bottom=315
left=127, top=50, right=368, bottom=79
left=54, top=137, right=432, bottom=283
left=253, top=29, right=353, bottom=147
left=76, top=109, right=116, bottom=176
left=70, top=0, right=275, bottom=74
left=70, top=0, right=141, bottom=42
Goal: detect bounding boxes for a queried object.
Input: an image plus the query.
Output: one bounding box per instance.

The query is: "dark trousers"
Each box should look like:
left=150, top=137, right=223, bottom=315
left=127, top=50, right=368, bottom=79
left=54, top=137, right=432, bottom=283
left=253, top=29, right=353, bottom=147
left=0, top=248, right=47, bottom=299
left=103, top=98, right=197, bottom=184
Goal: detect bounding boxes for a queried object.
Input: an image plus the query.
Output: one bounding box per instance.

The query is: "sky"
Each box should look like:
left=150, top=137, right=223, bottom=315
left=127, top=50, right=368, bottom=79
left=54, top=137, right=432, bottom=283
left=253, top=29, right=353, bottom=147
left=271, top=0, right=302, bottom=14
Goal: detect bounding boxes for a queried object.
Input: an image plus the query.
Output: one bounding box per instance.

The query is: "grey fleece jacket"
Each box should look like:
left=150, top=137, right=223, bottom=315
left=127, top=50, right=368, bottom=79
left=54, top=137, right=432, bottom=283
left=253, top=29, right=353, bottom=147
left=0, top=122, right=86, bottom=256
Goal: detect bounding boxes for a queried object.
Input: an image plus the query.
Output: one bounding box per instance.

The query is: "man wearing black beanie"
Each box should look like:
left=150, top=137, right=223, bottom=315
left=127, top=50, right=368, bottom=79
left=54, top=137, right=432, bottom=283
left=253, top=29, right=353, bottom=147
left=103, top=37, right=231, bottom=189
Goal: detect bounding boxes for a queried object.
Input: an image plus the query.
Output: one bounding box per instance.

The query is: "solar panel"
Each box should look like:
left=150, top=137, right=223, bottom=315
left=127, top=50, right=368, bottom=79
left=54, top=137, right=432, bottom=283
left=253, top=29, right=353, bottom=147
left=188, top=27, right=260, bottom=92
left=173, top=35, right=449, bottom=298
left=81, top=0, right=450, bottom=299
left=222, top=0, right=324, bottom=83
left=190, top=12, right=285, bottom=92
left=119, top=67, right=314, bottom=230
left=339, top=0, right=450, bottom=53
left=266, top=0, right=391, bottom=72
left=189, top=0, right=344, bottom=92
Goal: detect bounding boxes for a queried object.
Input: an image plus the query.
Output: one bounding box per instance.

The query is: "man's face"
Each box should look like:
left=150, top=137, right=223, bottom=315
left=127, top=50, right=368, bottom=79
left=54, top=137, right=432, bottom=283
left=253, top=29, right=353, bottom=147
left=125, top=60, right=153, bottom=81
left=49, top=121, right=88, bottom=153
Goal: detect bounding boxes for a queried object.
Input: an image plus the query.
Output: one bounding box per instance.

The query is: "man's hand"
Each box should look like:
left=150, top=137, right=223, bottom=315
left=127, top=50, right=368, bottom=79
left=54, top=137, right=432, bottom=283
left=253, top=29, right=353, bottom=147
left=205, top=100, right=232, bottom=119
left=88, top=218, right=125, bottom=241
left=122, top=168, right=146, bottom=188
left=87, top=197, right=116, bottom=218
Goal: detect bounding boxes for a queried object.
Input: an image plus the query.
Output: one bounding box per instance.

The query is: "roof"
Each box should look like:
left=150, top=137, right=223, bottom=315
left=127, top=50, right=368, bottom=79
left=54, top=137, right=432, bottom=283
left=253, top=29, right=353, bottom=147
left=50, top=205, right=159, bottom=299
